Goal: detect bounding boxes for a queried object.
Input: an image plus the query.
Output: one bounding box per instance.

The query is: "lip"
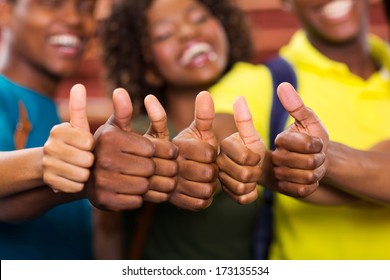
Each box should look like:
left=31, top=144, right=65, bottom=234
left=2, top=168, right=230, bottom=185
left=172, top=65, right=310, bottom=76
left=179, top=41, right=217, bottom=68
left=47, top=33, right=85, bottom=57
left=320, top=0, right=354, bottom=21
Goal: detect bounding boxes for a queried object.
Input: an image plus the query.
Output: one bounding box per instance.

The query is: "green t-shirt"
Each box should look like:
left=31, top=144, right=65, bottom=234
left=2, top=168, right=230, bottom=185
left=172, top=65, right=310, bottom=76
left=124, top=115, right=259, bottom=259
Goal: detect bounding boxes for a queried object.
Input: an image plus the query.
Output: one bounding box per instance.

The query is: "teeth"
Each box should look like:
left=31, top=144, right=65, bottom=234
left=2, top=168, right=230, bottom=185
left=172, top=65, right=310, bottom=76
left=180, top=42, right=214, bottom=66
left=48, top=35, right=81, bottom=48
left=321, top=0, right=354, bottom=20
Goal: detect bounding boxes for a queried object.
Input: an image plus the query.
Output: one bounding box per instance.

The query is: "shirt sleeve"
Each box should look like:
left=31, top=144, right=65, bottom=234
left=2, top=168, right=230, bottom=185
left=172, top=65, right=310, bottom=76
left=209, top=62, right=274, bottom=147
left=0, top=96, right=17, bottom=151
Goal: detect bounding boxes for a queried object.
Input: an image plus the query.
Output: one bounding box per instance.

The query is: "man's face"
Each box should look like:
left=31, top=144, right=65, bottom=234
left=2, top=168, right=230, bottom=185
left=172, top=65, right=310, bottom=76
left=285, top=0, right=369, bottom=44
left=3, top=0, right=96, bottom=78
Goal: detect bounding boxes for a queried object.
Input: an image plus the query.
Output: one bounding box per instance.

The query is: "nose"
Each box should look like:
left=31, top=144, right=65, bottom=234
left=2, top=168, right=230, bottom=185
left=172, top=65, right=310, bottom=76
left=178, top=21, right=198, bottom=40
left=58, top=2, right=82, bottom=27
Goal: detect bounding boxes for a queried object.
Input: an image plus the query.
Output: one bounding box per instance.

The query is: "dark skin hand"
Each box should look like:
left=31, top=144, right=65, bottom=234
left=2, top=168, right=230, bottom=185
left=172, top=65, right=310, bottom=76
left=87, top=89, right=155, bottom=211
left=270, top=82, right=390, bottom=205
left=271, top=82, right=329, bottom=197
left=88, top=89, right=179, bottom=211
left=143, top=94, right=179, bottom=203
left=216, top=96, right=265, bottom=204
left=170, top=91, right=219, bottom=212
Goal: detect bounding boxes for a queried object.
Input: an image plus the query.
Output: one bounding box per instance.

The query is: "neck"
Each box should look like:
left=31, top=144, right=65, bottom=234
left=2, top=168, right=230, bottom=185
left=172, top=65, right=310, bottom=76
left=165, top=86, right=206, bottom=133
left=0, top=48, right=59, bottom=98
left=308, top=33, right=378, bottom=80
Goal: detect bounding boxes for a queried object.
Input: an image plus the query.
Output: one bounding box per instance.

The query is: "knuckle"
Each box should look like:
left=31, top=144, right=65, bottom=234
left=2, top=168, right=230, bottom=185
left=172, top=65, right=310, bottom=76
left=42, top=172, right=52, bottom=185
left=203, top=146, right=217, bottom=162
left=305, top=172, right=318, bottom=184
left=238, top=151, right=252, bottom=165
left=96, top=155, right=113, bottom=169
left=200, top=166, right=217, bottom=182
left=137, top=179, right=150, bottom=194
left=93, top=172, right=109, bottom=189
left=86, top=153, right=95, bottom=167
left=239, top=168, right=252, bottom=182
left=79, top=169, right=91, bottom=183
left=200, top=184, right=214, bottom=199
left=306, top=156, right=317, bottom=169
left=236, top=195, right=250, bottom=205
left=144, top=158, right=156, bottom=176
left=42, top=156, right=50, bottom=169
left=166, top=143, right=179, bottom=159
left=85, top=135, right=95, bottom=150
left=43, top=141, right=56, bottom=156
left=49, top=124, right=61, bottom=137
left=297, top=185, right=313, bottom=197
left=192, top=199, right=210, bottom=212
left=65, top=183, right=84, bottom=193
left=234, top=182, right=248, bottom=195
left=165, top=178, right=177, bottom=192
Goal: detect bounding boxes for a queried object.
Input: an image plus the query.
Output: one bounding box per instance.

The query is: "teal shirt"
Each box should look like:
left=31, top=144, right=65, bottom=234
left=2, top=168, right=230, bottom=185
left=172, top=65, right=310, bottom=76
left=125, top=115, right=258, bottom=259
left=0, top=75, right=92, bottom=260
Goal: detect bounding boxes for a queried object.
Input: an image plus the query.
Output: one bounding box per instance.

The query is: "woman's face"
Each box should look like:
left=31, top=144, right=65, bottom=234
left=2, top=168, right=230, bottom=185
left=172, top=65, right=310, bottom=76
left=146, top=0, right=229, bottom=89
left=285, top=0, right=368, bottom=44
left=3, top=0, right=96, bottom=78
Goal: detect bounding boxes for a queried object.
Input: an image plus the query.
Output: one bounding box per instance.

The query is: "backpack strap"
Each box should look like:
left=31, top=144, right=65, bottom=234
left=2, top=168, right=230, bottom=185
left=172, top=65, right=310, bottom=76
left=267, top=57, right=297, bottom=150
left=253, top=56, right=297, bottom=259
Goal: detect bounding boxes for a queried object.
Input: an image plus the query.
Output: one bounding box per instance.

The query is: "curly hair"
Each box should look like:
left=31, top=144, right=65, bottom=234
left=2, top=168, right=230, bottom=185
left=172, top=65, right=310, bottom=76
left=100, top=0, right=253, bottom=112
left=384, top=0, right=390, bottom=24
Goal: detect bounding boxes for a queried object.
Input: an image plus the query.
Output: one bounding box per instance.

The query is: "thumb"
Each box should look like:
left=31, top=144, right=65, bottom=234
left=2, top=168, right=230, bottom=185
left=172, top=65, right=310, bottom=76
left=277, top=82, right=317, bottom=125
left=233, top=96, right=264, bottom=153
left=144, top=95, right=170, bottom=140
left=69, top=84, right=90, bottom=131
left=194, top=91, right=214, bottom=137
left=109, top=88, right=133, bottom=132
left=277, top=82, right=329, bottom=150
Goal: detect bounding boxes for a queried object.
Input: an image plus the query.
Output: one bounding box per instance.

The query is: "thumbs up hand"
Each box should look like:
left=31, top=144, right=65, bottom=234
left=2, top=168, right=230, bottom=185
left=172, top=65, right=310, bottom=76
left=88, top=88, right=155, bottom=211
left=142, top=95, right=178, bottom=203
left=43, top=84, right=95, bottom=193
left=170, top=91, right=219, bottom=211
left=272, top=82, right=329, bottom=197
left=217, top=96, right=265, bottom=204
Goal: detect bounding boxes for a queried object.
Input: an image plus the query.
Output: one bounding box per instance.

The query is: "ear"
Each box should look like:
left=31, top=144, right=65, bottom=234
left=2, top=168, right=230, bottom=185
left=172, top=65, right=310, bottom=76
left=0, top=1, right=12, bottom=27
left=281, top=0, right=294, bottom=12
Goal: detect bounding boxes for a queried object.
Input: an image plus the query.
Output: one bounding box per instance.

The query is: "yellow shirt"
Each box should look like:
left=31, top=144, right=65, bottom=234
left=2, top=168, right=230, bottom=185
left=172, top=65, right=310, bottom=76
left=210, top=31, right=390, bottom=259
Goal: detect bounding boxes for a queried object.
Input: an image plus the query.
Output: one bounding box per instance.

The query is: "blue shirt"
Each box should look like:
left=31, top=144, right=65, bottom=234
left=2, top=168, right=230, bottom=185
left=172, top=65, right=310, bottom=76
left=0, top=75, right=93, bottom=259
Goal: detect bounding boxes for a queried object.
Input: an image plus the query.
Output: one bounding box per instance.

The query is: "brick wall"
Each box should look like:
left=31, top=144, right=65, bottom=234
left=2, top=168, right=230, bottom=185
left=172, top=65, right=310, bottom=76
left=55, top=0, right=389, bottom=130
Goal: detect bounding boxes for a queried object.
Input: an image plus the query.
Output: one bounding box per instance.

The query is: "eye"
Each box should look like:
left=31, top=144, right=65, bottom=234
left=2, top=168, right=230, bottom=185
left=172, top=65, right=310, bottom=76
left=189, top=8, right=211, bottom=25
left=150, top=23, right=175, bottom=42
left=78, top=0, right=96, bottom=15
left=39, top=0, right=63, bottom=8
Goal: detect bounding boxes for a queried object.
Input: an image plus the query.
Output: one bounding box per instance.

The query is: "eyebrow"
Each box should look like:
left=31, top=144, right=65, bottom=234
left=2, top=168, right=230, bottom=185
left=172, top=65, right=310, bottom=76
left=149, top=3, right=203, bottom=29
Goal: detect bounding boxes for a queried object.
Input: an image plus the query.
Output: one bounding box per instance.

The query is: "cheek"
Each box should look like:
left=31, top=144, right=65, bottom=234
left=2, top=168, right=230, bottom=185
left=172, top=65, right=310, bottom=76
left=151, top=42, right=178, bottom=72
left=82, top=21, right=96, bottom=39
left=208, top=23, right=230, bottom=68
left=206, top=21, right=228, bottom=48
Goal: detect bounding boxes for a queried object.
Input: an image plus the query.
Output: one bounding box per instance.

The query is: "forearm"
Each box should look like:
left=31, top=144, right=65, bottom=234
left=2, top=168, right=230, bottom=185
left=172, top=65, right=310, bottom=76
left=0, top=186, right=85, bottom=223
left=0, top=148, right=44, bottom=197
left=323, top=141, right=390, bottom=203
left=260, top=149, right=360, bottom=205
left=93, top=209, right=125, bottom=259
left=302, top=183, right=360, bottom=205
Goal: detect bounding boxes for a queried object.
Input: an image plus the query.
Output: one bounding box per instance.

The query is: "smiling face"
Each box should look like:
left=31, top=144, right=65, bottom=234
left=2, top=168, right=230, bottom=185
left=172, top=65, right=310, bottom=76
left=145, top=0, right=229, bottom=89
left=1, top=0, right=96, bottom=79
left=285, top=0, right=368, bottom=44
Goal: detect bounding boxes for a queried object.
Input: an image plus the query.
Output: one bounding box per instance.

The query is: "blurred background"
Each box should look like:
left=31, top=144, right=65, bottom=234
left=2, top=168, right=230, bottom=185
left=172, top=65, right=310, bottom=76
left=55, top=0, right=388, bottom=132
